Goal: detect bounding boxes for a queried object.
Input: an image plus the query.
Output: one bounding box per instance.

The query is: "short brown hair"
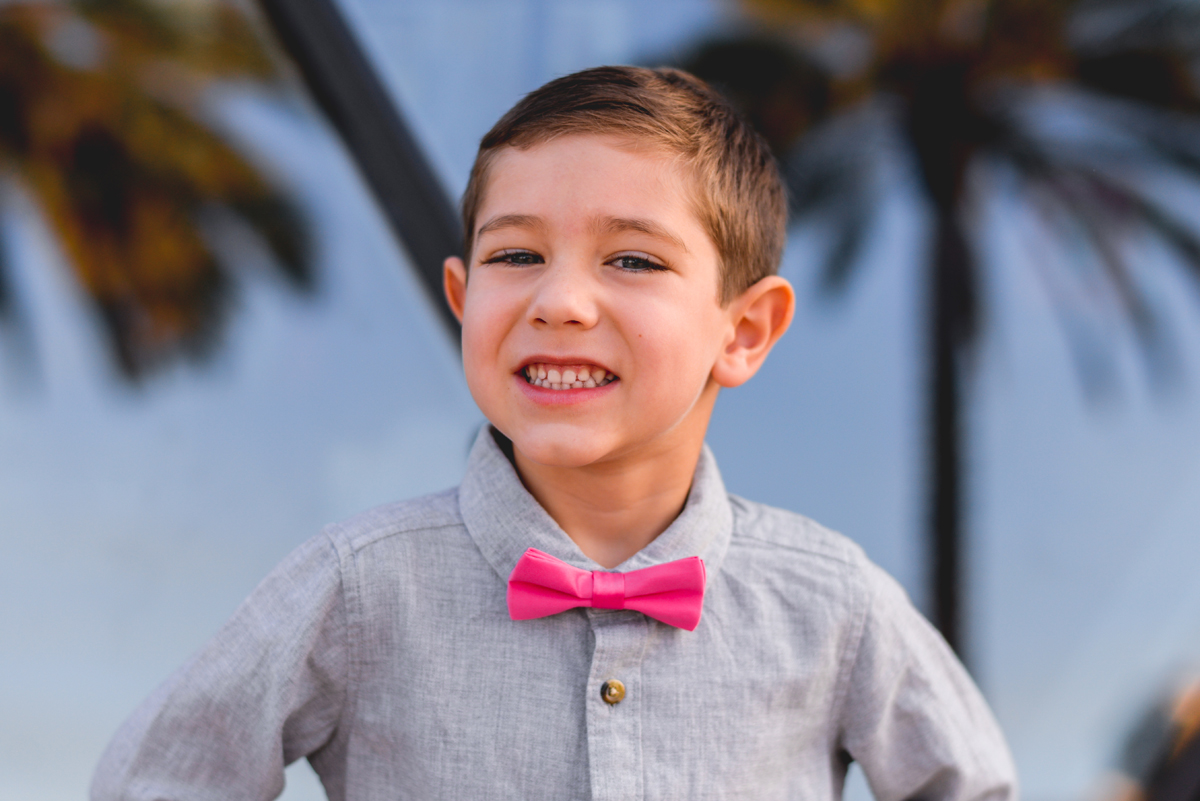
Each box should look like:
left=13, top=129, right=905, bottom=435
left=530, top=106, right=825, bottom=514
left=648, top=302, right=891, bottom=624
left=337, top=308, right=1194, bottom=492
left=460, top=65, right=786, bottom=303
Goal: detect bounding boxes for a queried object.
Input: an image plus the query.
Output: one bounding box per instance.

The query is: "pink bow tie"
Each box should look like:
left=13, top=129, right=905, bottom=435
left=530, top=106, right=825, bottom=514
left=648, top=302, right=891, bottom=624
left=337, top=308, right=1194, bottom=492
left=507, top=548, right=706, bottom=631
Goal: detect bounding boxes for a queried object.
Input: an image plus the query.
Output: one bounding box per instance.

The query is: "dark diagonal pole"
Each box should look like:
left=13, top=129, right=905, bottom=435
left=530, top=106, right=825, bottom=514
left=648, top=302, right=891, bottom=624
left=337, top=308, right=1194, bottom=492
left=257, top=0, right=463, bottom=341
left=928, top=208, right=968, bottom=657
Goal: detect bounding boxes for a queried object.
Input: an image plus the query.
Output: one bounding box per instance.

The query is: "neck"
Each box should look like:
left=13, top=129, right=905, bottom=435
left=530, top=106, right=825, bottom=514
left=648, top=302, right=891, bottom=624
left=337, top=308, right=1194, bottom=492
left=510, top=390, right=716, bottom=569
left=513, top=443, right=702, bottom=569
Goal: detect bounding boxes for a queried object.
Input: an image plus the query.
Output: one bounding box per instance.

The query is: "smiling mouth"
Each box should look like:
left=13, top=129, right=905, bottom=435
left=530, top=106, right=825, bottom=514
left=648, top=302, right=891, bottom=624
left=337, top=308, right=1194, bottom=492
left=522, top=362, right=618, bottom=391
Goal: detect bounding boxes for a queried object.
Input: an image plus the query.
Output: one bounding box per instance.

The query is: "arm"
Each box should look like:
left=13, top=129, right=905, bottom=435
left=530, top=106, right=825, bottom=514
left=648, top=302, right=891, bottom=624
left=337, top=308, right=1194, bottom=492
left=91, top=532, right=349, bottom=801
left=837, top=561, right=1017, bottom=801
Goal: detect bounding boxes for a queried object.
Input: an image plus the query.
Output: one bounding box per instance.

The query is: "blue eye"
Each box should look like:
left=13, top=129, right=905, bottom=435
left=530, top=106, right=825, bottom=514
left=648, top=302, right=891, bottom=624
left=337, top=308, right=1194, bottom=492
left=484, top=250, right=543, bottom=266
left=611, top=254, right=667, bottom=272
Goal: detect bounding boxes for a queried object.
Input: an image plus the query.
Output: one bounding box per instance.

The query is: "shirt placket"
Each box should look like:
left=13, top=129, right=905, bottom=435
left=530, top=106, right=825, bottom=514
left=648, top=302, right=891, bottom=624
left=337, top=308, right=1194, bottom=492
left=585, top=609, right=649, bottom=801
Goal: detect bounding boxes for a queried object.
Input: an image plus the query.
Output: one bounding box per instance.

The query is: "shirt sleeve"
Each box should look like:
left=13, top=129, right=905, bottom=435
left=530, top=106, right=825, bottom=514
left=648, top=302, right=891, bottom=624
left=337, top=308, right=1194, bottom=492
left=837, top=560, right=1018, bottom=801
left=91, top=531, right=349, bottom=801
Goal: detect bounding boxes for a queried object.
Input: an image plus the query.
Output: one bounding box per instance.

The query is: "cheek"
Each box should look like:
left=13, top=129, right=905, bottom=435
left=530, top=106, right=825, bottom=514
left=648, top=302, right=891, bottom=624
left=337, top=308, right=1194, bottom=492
left=460, top=313, right=491, bottom=360
left=458, top=318, right=485, bottom=378
left=461, top=280, right=518, bottom=358
left=459, top=298, right=515, bottom=406
left=634, top=307, right=725, bottom=393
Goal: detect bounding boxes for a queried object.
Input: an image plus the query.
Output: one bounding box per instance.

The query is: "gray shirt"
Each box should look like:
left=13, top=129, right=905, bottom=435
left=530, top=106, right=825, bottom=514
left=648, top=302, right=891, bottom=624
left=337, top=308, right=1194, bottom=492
left=93, top=429, right=1017, bottom=801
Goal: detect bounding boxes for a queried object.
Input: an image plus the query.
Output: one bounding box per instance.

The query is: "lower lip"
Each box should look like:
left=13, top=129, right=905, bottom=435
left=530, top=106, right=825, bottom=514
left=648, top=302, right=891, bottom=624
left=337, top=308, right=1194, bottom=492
left=515, top=374, right=619, bottom=406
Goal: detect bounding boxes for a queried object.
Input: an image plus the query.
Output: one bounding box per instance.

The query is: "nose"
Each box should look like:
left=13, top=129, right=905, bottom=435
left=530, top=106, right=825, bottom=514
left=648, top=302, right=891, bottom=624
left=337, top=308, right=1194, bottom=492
left=527, top=260, right=599, bottom=329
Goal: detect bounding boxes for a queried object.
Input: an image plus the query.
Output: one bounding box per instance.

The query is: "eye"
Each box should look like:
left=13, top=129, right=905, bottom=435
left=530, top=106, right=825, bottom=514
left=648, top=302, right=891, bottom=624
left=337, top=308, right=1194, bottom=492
left=608, top=253, right=667, bottom=272
left=482, top=249, right=543, bottom=267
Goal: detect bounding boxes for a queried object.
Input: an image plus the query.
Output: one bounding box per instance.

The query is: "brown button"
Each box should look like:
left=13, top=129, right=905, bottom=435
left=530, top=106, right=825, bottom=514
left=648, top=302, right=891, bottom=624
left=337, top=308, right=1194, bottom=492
left=600, top=679, right=626, bottom=705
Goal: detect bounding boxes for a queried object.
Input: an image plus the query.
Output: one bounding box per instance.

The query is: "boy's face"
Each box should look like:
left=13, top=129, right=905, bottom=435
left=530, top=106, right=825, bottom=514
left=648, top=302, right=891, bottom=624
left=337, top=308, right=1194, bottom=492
left=445, top=134, right=744, bottom=471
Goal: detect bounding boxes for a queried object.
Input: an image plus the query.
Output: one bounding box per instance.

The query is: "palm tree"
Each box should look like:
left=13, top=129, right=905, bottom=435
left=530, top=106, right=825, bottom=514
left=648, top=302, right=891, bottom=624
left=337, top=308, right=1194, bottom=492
left=0, top=0, right=310, bottom=380
left=686, top=0, right=1200, bottom=657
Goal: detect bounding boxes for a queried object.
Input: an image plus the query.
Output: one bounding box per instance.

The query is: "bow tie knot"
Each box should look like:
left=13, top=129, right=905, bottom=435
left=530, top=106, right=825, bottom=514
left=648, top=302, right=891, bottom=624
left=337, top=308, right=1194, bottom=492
left=590, top=570, right=626, bottom=609
left=507, top=548, right=706, bottom=631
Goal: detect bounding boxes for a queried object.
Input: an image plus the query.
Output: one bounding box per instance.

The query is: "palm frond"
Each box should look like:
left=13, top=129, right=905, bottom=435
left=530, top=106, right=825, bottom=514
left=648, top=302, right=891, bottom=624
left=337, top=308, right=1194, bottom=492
left=684, top=34, right=833, bottom=158
left=1077, top=50, right=1200, bottom=111
left=77, top=0, right=279, bottom=83
left=742, top=0, right=886, bottom=29
left=0, top=12, right=45, bottom=159
left=681, top=29, right=885, bottom=293
left=0, top=0, right=311, bottom=379
left=998, top=102, right=1200, bottom=276
left=1072, top=0, right=1200, bottom=56
left=781, top=103, right=886, bottom=291
left=1116, top=184, right=1200, bottom=278
left=996, top=126, right=1146, bottom=319
left=227, top=193, right=312, bottom=287
left=1020, top=173, right=1160, bottom=396
left=995, top=121, right=1199, bottom=393
left=783, top=128, right=866, bottom=217
left=1099, top=104, right=1200, bottom=179
left=820, top=202, right=874, bottom=292
left=788, top=150, right=877, bottom=294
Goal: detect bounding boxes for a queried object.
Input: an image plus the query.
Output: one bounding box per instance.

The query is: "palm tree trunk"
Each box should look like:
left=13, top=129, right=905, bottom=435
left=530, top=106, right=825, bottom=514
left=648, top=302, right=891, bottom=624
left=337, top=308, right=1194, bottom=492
left=928, top=206, right=970, bottom=658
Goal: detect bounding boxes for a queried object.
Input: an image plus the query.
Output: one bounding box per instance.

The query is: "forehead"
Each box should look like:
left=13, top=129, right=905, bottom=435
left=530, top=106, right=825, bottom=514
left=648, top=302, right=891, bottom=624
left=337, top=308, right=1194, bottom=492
left=475, top=134, right=706, bottom=239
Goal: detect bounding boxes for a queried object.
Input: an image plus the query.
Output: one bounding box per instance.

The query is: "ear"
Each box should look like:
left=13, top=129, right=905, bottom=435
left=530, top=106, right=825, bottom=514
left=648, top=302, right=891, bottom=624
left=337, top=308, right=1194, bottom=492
left=443, top=256, right=468, bottom=323
left=711, top=275, right=795, bottom=388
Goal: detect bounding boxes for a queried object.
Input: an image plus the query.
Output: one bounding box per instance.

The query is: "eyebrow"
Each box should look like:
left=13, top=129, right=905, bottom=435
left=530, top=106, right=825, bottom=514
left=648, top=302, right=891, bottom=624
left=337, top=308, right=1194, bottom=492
left=475, top=213, right=689, bottom=253
left=476, top=214, right=545, bottom=238
left=592, top=216, right=689, bottom=253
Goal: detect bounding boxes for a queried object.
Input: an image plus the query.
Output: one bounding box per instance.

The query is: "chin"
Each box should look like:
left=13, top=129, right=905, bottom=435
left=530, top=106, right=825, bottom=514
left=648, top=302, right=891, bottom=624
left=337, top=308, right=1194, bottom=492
left=509, top=427, right=617, bottom=469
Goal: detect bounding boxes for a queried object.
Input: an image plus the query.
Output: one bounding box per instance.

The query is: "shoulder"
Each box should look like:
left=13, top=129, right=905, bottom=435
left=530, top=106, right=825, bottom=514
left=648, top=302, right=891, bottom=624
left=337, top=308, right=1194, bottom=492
left=322, top=487, right=466, bottom=556
left=728, top=493, right=867, bottom=566
left=723, top=493, right=908, bottom=616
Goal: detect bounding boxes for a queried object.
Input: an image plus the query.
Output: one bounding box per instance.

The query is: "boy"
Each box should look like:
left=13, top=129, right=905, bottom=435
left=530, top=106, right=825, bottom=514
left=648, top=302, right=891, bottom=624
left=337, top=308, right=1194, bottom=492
left=93, top=66, right=1016, bottom=800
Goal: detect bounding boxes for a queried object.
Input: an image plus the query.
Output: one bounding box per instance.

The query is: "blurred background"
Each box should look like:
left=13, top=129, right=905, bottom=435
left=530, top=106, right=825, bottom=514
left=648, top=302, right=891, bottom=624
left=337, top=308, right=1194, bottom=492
left=3, top=0, right=1200, bottom=798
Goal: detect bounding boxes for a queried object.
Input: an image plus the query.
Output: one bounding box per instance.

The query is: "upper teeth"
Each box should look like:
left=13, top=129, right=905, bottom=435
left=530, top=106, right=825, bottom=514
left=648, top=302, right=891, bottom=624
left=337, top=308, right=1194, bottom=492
left=524, top=363, right=616, bottom=390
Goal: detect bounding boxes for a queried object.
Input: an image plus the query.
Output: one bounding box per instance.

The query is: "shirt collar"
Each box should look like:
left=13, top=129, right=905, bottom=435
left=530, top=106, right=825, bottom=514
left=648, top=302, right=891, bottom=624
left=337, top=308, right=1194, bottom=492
left=459, top=427, right=733, bottom=585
